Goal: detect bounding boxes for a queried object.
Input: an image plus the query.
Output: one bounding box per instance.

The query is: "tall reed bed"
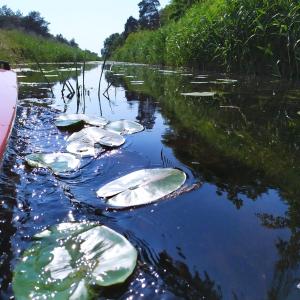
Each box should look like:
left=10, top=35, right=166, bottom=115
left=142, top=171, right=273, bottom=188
left=112, top=0, right=300, bottom=77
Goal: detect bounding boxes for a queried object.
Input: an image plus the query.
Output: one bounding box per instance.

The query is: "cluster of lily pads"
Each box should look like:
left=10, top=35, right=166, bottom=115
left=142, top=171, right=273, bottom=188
left=16, top=112, right=187, bottom=299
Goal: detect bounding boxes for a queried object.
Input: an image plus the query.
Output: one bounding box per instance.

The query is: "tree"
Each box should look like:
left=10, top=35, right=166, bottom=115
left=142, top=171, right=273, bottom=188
left=69, top=38, right=78, bottom=48
left=0, top=5, right=22, bottom=29
left=138, top=0, right=160, bottom=30
left=22, top=11, right=50, bottom=37
left=124, top=16, right=139, bottom=38
left=101, top=33, right=124, bottom=57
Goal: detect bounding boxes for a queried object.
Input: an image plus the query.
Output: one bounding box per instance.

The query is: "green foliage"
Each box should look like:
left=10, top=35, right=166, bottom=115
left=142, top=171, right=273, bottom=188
left=0, top=29, right=99, bottom=63
left=101, top=33, right=124, bottom=57
left=0, top=5, right=81, bottom=47
left=111, top=0, right=300, bottom=77
left=13, top=222, right=137, bottom=299
left=138, top=0, right=161, bottom=29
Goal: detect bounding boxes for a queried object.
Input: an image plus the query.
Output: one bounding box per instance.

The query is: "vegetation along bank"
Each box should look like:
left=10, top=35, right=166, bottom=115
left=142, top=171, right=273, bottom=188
left=0, top=6, right=99, bottom=63
left=103, top=0, right=300, bottom=77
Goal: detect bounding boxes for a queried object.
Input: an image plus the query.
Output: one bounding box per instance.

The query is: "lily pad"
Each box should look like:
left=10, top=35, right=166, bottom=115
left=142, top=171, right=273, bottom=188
left=190, top=82, right=209, bottom=84
left=181, top=92, right=216, bottom=97
left=55, top=114, right=108, bottom=129
left=105, top=120, right=144, bottom=135
left=216, top=78, right=238, bottom=83
left=25, top=153, right=80, bottom=174
left=66, top=136, right=105, bottom=157
left=13, top=222, right=137, bottom=299
left=97, top=168, right=186, bottom=208
left=67, top=127, right=125, bottom=156
left=130, top=81, right=144, bottom=85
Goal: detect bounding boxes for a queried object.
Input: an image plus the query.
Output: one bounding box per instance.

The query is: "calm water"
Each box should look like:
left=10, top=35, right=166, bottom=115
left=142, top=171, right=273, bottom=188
left=0, top=62, right=300, bottom=299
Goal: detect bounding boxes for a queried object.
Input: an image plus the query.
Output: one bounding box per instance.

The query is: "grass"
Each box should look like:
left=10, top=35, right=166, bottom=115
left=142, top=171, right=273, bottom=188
left=0, top=29, right=99, bottom=64
left=112, top=0, right=300, bottom=77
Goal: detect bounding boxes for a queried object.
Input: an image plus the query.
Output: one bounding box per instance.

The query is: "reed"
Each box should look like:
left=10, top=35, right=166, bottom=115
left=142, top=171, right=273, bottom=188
left=112, top=0, right=300, bottom=77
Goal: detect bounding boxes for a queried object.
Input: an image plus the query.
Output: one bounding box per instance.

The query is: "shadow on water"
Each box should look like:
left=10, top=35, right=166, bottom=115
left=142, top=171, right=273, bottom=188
left=0, top=62, right=299, bottom=299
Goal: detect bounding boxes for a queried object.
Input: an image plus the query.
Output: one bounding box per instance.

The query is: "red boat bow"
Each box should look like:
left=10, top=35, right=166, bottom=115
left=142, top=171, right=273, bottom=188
left=0, top=67, right=18, bottom=160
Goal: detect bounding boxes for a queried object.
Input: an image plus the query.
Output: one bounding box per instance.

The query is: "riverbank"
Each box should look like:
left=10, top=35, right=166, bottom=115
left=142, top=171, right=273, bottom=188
left=0, top=29, right=99, bottom=64
left=112, top=0, right=300, bottom=77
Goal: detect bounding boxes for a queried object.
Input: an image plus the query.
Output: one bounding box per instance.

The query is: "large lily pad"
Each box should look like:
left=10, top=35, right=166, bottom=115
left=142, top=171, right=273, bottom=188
left=66, top=127, right=125, bottom=156
left=55, top=114, right=108, bottom=129
left=105, top=120, right=144, bottom=135
left=25, top=153, right=80, bottom=174
left=97, top=168, right=186, bottom=208
left=13, top=222, right=137, bottom=299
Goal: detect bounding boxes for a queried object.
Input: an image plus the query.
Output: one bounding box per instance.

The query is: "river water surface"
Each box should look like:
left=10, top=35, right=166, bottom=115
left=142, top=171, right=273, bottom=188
left=0, top=62, right=300, bottom=299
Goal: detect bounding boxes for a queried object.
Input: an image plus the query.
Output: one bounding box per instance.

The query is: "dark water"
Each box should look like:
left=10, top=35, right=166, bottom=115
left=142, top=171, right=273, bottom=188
left=0, top=62, right=300, bottom=299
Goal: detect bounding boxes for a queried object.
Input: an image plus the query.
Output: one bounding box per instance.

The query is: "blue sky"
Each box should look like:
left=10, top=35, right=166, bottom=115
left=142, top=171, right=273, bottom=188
left=1, top=0, right=170, bottom=54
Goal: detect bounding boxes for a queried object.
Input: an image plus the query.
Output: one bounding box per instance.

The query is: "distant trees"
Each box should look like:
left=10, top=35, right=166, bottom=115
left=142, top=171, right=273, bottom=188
left=101, top=33, right=124, bottom=57
left=124, top=16, right=139, bottom=38
left=0, top=5, right=79, bottom=47
left=138, top=0, right=160, bottom=29
left=101, top=0, right=162, bottom=57
left=22, top=11, right=50, bottom=36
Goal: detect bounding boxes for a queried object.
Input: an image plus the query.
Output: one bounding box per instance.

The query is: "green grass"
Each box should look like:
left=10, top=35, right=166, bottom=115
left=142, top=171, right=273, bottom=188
left=112, top=0, right=300, bottom=77
left=0, top=29, right=99, bottom=64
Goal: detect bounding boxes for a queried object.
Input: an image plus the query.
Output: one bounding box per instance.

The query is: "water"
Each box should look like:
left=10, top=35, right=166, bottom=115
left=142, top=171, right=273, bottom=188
left=0, top=62, right=300, bottom=299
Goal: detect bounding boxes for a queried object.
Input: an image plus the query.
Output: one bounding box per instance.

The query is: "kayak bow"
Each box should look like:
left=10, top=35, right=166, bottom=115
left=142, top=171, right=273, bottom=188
left=0, top=61, right=18, bottom=161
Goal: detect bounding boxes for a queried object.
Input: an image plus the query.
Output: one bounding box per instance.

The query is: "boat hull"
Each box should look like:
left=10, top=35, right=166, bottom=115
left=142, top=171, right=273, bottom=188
left=0, top=69, right=18, bottom=161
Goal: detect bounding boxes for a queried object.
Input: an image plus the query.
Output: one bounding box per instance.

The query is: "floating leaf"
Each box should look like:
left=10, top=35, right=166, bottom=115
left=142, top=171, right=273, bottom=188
left=55, top=114, right=108, bottom=129
left=67, top=127, right=125, bottom=156
left=181, top=92, right=216, bottom=97
left=216, top=78, right=238, bottom=83
left=190, top=81, right=209, bottom=84
left=66, top=136, right=105, bottom=157
left=130, top=81, right=144, bottom=85
left=105, top=120, right=144, bottom=135
left=13, top=222, right=137, bottom=299
left=97, top=168, right=186, bottom=208
left=25, top=153, right=80, bottom=174
left=195, top=75, right=208, bottom=78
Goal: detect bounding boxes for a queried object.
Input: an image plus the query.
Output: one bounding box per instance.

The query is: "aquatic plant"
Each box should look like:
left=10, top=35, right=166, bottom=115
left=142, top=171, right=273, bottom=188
left=25, top=153, right=81, bottom=174
left=13, top=222, right=137, bottom=299
left=105, top=120, right=144, bottom=135
left=97, top=168, right=186, bottom=208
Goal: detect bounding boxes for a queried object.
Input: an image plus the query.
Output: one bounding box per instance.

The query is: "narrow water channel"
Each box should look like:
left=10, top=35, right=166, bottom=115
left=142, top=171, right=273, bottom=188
left=0, top=62, right=299, bottom=299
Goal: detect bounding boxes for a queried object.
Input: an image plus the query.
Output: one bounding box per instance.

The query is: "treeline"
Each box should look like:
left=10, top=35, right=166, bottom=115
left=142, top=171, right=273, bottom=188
left=101, top=0, right=200, bottom=58
left=0, top=5, right=78, bottom=48
left=105, top=0, right=300, bottom=78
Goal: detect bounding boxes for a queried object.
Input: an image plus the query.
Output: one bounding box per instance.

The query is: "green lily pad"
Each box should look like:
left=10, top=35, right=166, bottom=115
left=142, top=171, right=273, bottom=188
left=181, top=92, right=216, bottom=97
left=66, top=127, right=125, bottom=157
left=13, top=222, right=137, bottom=299
left=97, top=168, right=186, bottom=208
left=66, top=136, right=105, bottom=157
left=55, top=114, right=108, bottom=129
left=105, top=120, right=144, bottom=135
left=25, top=153, right=80, bottom=174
